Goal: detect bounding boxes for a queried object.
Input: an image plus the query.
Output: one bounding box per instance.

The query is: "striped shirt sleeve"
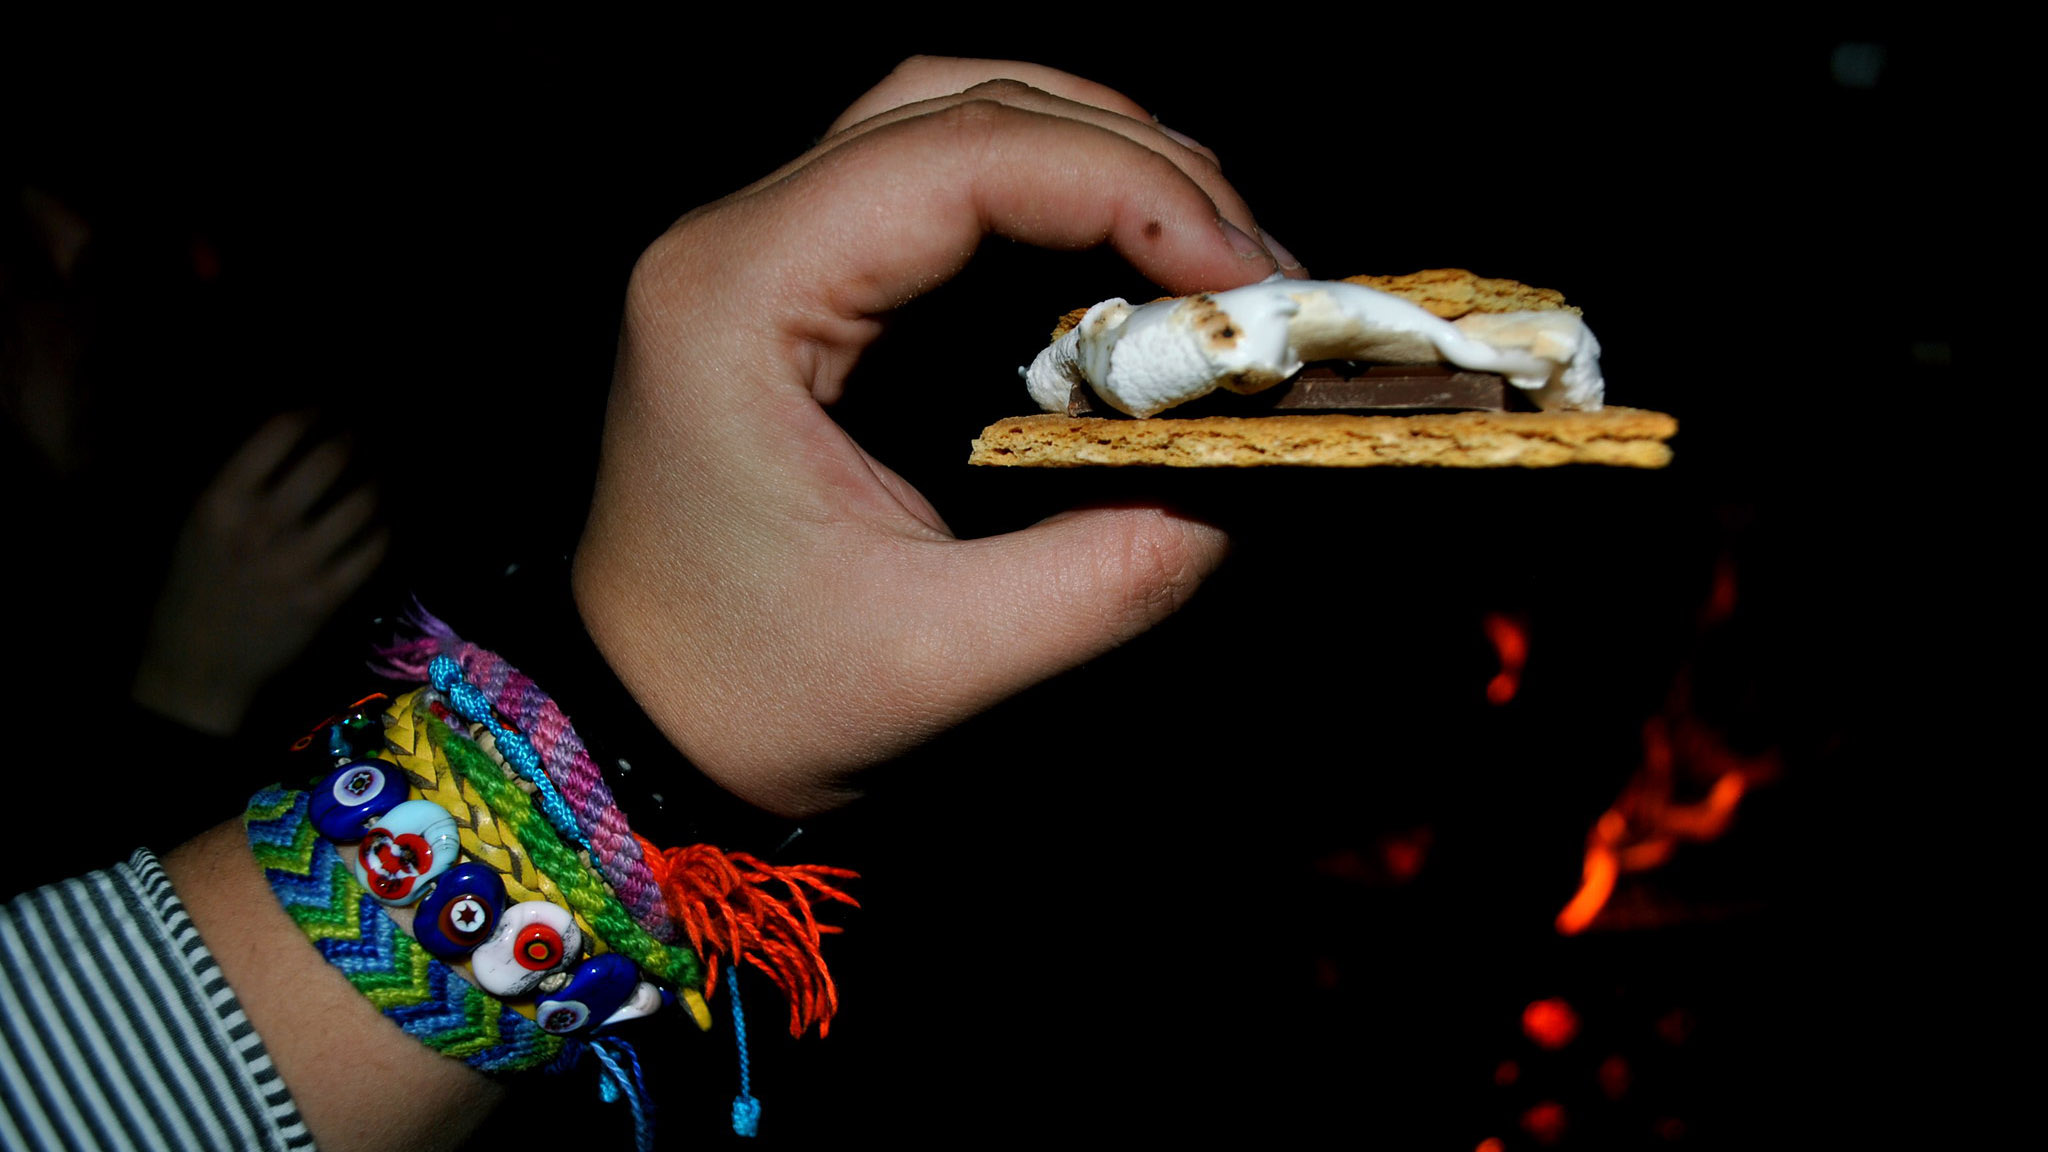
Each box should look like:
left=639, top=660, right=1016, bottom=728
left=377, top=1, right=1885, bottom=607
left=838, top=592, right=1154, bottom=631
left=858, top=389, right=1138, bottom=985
left=0, top=850, right=312, bottom=1152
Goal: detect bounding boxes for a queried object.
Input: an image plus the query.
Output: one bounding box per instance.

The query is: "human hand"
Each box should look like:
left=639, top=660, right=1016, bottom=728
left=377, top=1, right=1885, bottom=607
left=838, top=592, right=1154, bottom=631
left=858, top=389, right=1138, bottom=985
left=133, top=412, right=388, bottom=734
left=576, top=57, right=1302, bottom=817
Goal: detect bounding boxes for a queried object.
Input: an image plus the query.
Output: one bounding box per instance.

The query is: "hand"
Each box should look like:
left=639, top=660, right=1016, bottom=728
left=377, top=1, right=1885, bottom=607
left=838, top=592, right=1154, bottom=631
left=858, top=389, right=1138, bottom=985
left=133, top=412, right=388, bottom=734
left=576, top=57, right=1300, bottom=817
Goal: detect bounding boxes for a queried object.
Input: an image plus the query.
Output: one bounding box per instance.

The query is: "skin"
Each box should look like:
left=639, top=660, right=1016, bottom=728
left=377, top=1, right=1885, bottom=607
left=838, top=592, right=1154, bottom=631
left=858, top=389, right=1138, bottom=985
left=133, top=411, right=388, bottom=734
left=575, top=56, right=1308, bottom=818
left=165, top=57, right=1300, bottom=1151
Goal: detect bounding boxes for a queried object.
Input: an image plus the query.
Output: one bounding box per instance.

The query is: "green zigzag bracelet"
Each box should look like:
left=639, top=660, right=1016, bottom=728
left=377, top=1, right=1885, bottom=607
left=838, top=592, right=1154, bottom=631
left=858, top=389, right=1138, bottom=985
left=245, top=784, right=569, bottom=1073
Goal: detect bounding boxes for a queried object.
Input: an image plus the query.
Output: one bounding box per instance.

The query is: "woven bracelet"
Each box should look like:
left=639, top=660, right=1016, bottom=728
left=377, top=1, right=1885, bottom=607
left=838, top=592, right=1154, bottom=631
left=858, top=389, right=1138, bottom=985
left=255, top=611, right=858, bottom=1145
left=246, top=784, right=570, bottom=1073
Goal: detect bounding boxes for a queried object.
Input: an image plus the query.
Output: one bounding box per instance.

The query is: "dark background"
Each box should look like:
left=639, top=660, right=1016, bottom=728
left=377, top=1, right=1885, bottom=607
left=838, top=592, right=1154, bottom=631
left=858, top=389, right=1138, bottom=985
left=6, top=18, right=1971, bottom=1149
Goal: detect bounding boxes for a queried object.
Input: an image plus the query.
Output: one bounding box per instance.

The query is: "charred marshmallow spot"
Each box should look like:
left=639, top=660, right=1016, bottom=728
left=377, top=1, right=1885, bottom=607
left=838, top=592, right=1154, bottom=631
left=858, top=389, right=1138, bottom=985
left=1186, top=294, right=1242, bottom=353
left=1024, top=279, right=1605, bottom=418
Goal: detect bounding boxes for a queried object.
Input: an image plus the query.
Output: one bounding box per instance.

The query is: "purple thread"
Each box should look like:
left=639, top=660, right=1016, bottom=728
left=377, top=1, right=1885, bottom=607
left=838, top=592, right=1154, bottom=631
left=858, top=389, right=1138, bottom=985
left=375, top=607, right=678, bottom=940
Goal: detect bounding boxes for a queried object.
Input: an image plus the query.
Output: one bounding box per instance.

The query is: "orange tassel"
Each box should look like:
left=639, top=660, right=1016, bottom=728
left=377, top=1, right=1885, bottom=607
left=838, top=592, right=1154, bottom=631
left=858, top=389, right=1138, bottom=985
left=639, top=835, right=858, bottom=1037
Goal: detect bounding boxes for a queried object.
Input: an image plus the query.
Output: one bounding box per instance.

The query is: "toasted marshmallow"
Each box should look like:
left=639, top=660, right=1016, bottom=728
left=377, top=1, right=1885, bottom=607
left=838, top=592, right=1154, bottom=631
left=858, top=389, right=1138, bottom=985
left=1024, top=278, right=1603, bottom=417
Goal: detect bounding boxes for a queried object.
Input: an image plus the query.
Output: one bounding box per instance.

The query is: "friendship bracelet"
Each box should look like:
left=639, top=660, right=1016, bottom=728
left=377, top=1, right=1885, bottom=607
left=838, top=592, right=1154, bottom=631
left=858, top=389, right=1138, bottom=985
left=245, top=785, right=570, bottom=1073
left=263, top=704, right=679, bottom=1149
left=429, top=655, right=593, bottom=857
left=423, top=701, right=703, bottom=992
left=386, top=617, right=681, bottom=944
left=438, top=555, right=805, bottom=857
left=385, top=689, right=590, bottom=929
left=434, top=645, right=677, bottom=940
left=256, top=607, right=858, bottom=1145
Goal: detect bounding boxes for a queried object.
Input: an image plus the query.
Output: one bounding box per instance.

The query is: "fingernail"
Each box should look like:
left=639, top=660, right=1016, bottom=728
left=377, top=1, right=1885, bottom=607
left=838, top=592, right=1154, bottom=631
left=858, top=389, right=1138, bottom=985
left=1218, top=218, right=1273, bottom=265
left=1154, top=122, right=1207, bottom=153
left=1259, top=228, right=1307, bottom=276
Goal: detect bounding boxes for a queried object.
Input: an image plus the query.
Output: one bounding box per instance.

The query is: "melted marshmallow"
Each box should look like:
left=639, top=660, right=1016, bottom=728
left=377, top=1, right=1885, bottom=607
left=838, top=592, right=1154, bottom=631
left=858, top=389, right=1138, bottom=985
left=1024, top=278, right=1604, bottom=418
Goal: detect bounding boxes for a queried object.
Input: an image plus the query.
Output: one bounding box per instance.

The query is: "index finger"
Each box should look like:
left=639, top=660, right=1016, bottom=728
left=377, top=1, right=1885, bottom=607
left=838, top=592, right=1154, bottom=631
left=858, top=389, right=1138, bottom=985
left=630, top=98, right=1283, bottom=431
left=211, top=411, right=317, bottom=496
left=826, top=55, right=1158, bottom=135
left=712, top=101, right=1275, bottom=318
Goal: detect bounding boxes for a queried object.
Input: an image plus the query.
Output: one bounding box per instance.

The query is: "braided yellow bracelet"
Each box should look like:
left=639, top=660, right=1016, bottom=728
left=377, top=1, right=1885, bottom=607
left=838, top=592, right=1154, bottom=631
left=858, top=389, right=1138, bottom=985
left=383, top=689, right=592, bottom=936
left=267, top=610, right=858, bottom=1146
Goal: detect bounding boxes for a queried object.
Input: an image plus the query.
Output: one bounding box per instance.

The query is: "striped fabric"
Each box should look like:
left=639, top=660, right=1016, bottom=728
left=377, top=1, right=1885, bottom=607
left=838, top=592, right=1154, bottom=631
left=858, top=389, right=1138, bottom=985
left=0, top=850, right=310, bottom=1152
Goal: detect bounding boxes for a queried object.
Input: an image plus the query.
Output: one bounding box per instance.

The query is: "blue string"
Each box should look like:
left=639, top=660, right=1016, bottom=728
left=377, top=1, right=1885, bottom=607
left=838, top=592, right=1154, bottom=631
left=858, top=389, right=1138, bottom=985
left=589, top=1037, right=655, bottom=1152
left=729, top=967, right=761, bottom=1138
left=427, top=655, right=591, bottom=854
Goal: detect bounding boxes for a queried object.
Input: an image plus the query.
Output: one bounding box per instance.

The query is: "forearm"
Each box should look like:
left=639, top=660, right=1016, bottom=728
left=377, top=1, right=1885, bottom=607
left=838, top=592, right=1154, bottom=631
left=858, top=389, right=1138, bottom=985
left=161, top=819, right=506, bottom=1152
left=121, top=54, right=1278, bottom=1149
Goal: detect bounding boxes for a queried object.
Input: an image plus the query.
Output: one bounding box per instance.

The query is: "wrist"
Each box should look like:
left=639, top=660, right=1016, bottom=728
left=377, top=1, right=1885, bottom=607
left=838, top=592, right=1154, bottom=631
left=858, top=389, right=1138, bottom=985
left=131, top=657, right=254, bottom=737
left=478, top=550, right=813, bottom=842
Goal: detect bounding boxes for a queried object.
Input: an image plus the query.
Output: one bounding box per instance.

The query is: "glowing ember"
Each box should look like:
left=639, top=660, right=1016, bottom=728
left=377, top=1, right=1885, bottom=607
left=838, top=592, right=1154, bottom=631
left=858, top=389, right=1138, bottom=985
left=1522, top=997, right=1580, bottom=1050
left=1554, top=546, right=1781, bottom=935
left=1701, top=551, right=1739, bottom=627
left=1597, top=1053, right=1630, bottom=1100
left=1483, top=612, right=1528, bottom=705
left=1654, top=1008, right=1693, bottom=1046
left=1380, top=826, right=1432, bottom=882
left=1556, top=686, right=1779, bottom=934
left=1312, top=826, right=1434, bottom=888
left=1520, top=1101, right=1568, bottom=1145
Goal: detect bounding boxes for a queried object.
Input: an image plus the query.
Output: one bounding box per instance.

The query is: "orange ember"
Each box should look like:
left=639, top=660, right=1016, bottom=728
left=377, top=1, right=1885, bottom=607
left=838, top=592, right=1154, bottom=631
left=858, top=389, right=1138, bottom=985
left=1484, top=612, right=1528, bottom=705
left=1700, top=551, right=1739, bottom=628
left=1556, top=683, right=1779, bottom=935
left=1381, top=826, right=1433, bottom=882
left=1548, top=541, right=1777, bottom=934
left=1522, top=997, right=1581, bottom=1050
left=1555, top=547, right=1781, bottom=935
left=1655, top=1008, right=1693, bottom=1046
left=1597, top=1053, right=1630, bottom=1100
left=1520, top=1101, right=1568, bottom=1145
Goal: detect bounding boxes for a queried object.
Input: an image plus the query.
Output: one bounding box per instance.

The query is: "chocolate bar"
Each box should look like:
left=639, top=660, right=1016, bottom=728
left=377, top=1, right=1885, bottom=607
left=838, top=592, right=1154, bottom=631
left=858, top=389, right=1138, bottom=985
left=1066, top=363, right=1513, bottom=417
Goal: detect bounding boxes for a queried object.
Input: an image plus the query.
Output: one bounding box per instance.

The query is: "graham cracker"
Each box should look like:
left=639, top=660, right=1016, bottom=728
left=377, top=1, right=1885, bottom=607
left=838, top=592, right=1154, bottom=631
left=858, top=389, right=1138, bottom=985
left=968, top=407, right=1676, bottom=469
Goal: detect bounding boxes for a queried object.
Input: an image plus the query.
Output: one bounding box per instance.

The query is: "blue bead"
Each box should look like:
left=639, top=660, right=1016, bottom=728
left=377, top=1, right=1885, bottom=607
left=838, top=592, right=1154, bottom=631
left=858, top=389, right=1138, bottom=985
left=536, top=953, right=644, bottom=1035
left=413, top=864, right=509, bottom=960
left=309, top=760, right=406, bottom=841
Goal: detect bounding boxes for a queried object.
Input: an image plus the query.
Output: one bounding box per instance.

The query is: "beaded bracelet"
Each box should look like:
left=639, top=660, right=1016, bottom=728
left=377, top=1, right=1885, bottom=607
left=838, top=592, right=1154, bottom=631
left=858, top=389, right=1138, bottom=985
left=379, top=612, right=858, bottom=1035
left=246, top=784, right=571, bottom=1073
left=254, top=615, right=858, bottom=1146
left=385, top=686, right=713, bottom=1027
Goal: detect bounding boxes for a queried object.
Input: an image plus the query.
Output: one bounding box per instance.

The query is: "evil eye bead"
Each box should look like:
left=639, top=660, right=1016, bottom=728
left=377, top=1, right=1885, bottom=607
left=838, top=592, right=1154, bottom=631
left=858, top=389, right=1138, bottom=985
left=412, top=864, right=508, bottom=960
left=348, top=799, right=460, bottom=907
left=289, top=693, right=391, bottom=758
left=535, top=953, right=641, bottom=1035
left=471, top=901, right=583, bottom=998
left=604, top=982, right=667, bottom=1029
left=515, top=922, right=565, bottom=971
left=309, top=760, right=406, bottom=841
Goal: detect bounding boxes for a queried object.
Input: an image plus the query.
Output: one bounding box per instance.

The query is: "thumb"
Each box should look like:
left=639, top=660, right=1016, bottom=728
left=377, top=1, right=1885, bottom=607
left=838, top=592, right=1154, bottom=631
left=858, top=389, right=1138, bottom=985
left=916, top=507, right=1229, bottom=701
